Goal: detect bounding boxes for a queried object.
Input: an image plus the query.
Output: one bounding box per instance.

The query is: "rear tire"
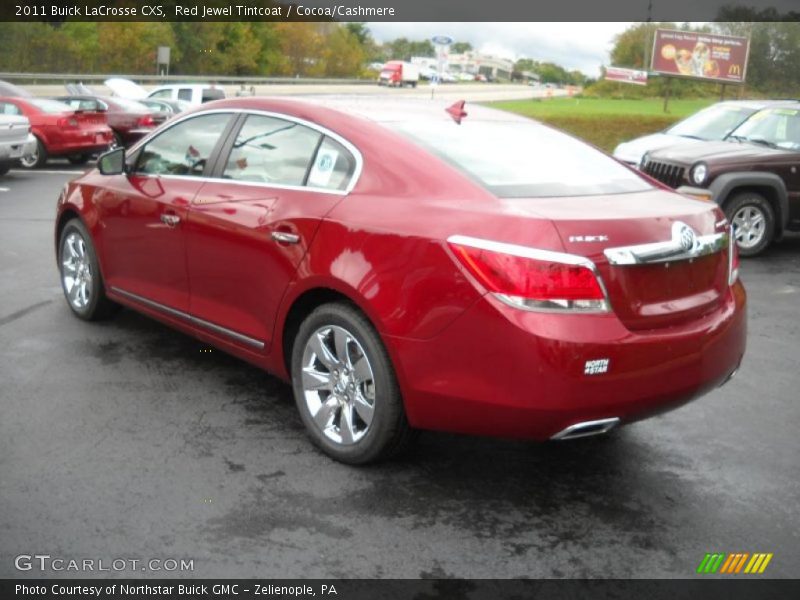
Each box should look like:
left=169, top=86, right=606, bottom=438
left=19, top=136, right=46, bottom=169
left=0, top=162, right=10, bottom=176
left=291, top=303, right=415, bottom=464
left=58, top=218, right=119, bottom=321
left=724, top=191, right=775, bottom=257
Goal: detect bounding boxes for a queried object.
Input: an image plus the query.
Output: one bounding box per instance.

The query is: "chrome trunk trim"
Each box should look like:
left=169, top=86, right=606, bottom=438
left=604, top=222, right=727, bottom=266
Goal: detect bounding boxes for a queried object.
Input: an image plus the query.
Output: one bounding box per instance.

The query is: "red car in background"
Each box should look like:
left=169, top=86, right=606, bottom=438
left=0, top=96, right=114, bottom=168
left=55, top=95, right=158, bottom=148
left=54, top=98, right=746, bottom=464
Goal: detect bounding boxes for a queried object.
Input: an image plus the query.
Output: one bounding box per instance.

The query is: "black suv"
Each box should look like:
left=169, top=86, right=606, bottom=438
left=641, top=102, right=800, bottom=256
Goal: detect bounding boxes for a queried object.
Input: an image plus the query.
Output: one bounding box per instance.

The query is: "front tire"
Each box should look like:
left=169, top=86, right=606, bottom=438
left=725, top=191, right=775, bottom=257
left=291, top=303, right=415, bottom=464
left=19, top=136, right=46, bottom=169
left=58, top=218, right=119, bottom=320
left=0, top=161, right=10, bottom=176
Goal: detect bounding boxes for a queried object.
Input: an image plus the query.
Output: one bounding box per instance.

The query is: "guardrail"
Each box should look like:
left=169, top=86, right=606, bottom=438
left=0, top=72, right=374, bottom=85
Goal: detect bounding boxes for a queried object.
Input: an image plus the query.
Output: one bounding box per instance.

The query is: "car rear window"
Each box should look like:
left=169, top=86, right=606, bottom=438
left=28, top=99, right=73, bottom=114
left=390, top=118, right=652, bottom=198
left=110, top=97, right=151, bottom=112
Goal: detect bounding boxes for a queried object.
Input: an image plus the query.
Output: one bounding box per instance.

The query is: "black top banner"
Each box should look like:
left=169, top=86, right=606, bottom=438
left=2, top=0, right=800, bottom=22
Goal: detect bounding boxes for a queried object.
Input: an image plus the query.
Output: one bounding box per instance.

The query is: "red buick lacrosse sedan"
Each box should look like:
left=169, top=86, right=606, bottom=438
left=54, top=97, right=746, bottom=463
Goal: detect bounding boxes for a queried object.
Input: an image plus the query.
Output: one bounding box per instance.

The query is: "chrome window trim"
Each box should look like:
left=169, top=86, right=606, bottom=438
left=446, top=234, right=612, bottom=313
left=604, top=223, right=728, bottom=266
left=111, top=286, right=265, bottom=350
left=126, top=108, right=363, bottom=196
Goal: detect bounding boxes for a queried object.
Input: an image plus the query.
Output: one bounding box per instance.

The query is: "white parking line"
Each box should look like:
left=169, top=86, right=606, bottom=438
left=0, top=187, right=9, bottom=192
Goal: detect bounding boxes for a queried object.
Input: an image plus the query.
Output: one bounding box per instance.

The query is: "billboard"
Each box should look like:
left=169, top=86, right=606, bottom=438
left=605, top=66, right=648, bottom=86
left=651, top=29, right=750, bottom=84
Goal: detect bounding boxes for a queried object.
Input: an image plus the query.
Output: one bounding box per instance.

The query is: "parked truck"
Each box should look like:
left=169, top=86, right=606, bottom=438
left=378, top=61, right=420, bottom=88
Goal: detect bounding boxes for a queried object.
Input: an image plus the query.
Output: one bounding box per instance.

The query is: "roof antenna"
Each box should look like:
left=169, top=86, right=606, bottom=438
left=446, top=100, right=468, bottom=125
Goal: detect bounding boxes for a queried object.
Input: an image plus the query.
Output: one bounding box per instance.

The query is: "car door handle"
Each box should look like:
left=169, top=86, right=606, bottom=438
left=271, top=231, right=300, bottom=244
left=160, top=214, right=181, bottom=227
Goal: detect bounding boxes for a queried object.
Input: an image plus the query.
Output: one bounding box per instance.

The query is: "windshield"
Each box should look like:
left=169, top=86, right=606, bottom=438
left=728, top=107, right=800, bottom=151
left=28, top=99, right=73, bottom=113
left=390, top=118, right=652, bottom=198
left=666, top=104, right=757, bottom=140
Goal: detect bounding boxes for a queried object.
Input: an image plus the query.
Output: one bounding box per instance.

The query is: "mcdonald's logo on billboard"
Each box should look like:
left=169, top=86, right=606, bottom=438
left=728, top=64, right=742, bottom=77
left=696, top=552, right=773, bottom=574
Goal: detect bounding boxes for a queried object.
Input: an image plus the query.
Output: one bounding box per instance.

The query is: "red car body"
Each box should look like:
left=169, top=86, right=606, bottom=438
left=55, top=95, right=158, bottom=146
left=55, top=98, right=746, bottom=444
left=0, top=96, right=113, bottom=159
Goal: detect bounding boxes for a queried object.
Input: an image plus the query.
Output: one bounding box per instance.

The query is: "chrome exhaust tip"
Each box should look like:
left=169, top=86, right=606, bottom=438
left=550, top=417, right=621, bottom=441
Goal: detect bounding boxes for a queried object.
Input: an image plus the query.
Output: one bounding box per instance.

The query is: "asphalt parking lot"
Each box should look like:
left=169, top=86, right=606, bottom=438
left=1, top=166, right=798, bottom=579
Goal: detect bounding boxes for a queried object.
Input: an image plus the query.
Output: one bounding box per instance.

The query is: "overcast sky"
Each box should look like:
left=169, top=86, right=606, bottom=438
left=366, top=22, right=649, bottom=77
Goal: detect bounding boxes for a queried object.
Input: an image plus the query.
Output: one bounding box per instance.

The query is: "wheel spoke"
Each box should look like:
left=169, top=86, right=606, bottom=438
left=308, top=331, right=340, bottom=369
left=312, top=398, right=338, bottom=430
left=338, top=404, right=356, bottom=444
left=333, top=328, right=352, bottom=368
left=79, top=282, right=89, bottom=306
left=353, top=393, right=374, bottom=427
left=62, top=259, right=77, bottom=273
left=302, top=367, right=333, bottom=392
left=77, top=239, right=86, bottom=258
left=352, top=355, right=372, bottom=384
left=66, top=237, right=79, bottom=258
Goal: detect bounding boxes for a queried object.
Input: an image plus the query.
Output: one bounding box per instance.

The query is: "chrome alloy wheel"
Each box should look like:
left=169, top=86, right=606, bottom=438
left=19, top=145, right=39, bottom=168
left=732, top=205, right=766, bottom=250
left=301, top=325, right=376, bottom=445
left=61, top=232, right=93, bottom=310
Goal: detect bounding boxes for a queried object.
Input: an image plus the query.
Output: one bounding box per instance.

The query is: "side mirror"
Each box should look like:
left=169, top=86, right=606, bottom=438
left=98, top=147, right=126, bottom=176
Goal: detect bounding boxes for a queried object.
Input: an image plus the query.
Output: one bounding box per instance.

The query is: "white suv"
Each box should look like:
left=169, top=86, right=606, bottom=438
left=147, top=84, right=226, bottom=106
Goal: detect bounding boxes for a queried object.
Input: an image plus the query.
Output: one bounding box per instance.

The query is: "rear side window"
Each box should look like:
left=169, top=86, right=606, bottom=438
left=201, top=89, right=225, bottom=103
left=390, top=118, right=652, bottom=198
left=134, top=113, right=231, bottom=177
left=307, top=137, right=357, bottom=191
left=221, top=115, right=321, bottom=186
left=177, top=89, right=193, bottom=102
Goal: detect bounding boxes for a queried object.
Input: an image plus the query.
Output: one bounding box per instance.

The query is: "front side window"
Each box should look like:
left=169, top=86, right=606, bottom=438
left=134, top=113, right=231, bottom=177
left=222, top=115, right=321, bottom=186
left=149, top=89, right=172, bottom=100
left=0, top=102, right=22, bottom=116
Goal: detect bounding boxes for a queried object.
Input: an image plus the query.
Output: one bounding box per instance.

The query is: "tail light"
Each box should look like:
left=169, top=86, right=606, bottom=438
left=57, top=117, right=79, bottom=128
left=448, top=235, right=610, bottom=313
left=137, top=115, right=155, bottom=128
left=728, top=226, right=739, bottom=285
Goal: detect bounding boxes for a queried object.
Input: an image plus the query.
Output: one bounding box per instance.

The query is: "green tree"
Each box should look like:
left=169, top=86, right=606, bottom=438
left=451, top=42, right=473, bottom=54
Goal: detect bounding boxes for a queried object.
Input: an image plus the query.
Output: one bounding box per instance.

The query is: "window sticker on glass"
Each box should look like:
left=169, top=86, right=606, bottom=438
left=308, top=148, right=340, bottom=188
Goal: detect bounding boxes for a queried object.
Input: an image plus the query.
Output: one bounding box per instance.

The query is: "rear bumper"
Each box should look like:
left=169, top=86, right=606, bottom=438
left=0, top=133, right=36, bottom=161
left=47, top=130, right=114, bottom=156
left=388, top=282, right=746, bottom=440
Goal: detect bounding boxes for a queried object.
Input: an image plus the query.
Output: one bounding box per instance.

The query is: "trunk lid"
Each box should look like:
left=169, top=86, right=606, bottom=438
left=502, top=189, right=731, bottom=330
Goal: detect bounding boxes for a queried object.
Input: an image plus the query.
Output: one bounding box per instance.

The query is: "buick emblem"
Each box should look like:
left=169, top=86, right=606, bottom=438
left=673, top=221, right=697, bottom=253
